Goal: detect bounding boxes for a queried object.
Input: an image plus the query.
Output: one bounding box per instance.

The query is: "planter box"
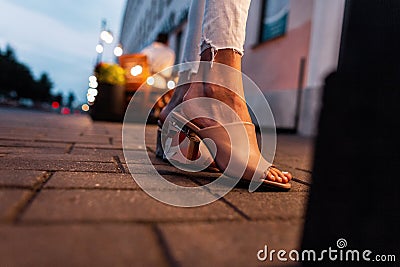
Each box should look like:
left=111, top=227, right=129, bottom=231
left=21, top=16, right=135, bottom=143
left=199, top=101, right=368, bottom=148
left=89, top=83, right=125, bottom=122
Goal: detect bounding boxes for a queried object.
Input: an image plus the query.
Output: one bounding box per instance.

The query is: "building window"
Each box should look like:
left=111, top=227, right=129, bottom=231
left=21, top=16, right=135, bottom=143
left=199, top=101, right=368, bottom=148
left=259, top=0, right=290, bottom=43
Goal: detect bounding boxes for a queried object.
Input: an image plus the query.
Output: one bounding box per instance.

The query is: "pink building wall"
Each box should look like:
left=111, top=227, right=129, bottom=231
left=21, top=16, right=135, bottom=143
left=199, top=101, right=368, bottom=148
left=243, top=0, right=314, bottom=92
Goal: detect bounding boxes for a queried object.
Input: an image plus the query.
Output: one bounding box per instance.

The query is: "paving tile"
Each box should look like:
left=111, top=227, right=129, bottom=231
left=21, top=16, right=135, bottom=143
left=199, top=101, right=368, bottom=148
left=4, top=154, right=115, bottom=163
left=0, top=189, right=27, bottom=221
left=0, top=135, right=35, bottom=141
left=275, top=134, right=315, bottom=171
left=0, top=159, right=117, bottom=173
left=130, top=174, right=200, bottom=189
left=35, top=135, right=111, bottom=145
left=124, top=150, right=158, bottom=165
left=74, top=143, right=131, bottom=150
left=126, top=151, right=172, bottom=167
left=22, top=190, right=241, bottom=222
left=159, top=220, right=303, bottom=267
left=45, top=172, right=138, bottom=190
left=123, top=163, right=156, bottom=174
left=0, top=225, right=167, bottom=267
left=0, top=140, right=69, bottom=149
left=0, top=146, right=67, bottom=155
left=0, top=170, right=46, bottom=188
left=223, top=192, right=309, bottom=220
left=192, top=174, right=310, bottom=193
left=124, top=161, right=220, bottom=176
left=71, top=148, right=125, bottom=160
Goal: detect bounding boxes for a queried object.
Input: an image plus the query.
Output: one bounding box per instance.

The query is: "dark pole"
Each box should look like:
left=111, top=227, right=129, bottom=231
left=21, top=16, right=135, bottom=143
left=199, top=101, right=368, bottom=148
left=302, top=0, right=400, bottom=263
left=294, top=57, right=306, bottom=133
left=96, top=19, right=107, bottom=66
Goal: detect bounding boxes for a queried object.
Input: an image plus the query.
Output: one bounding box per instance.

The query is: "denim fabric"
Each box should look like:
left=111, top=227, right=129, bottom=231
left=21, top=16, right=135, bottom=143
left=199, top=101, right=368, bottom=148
left=180, top=0, right=251, bottom=74
left=201, top=0, right=251, bottom=56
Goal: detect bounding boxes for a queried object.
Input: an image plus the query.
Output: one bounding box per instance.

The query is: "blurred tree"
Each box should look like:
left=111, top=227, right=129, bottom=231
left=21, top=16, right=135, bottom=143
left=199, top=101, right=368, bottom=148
left=0, top=47, right=35, bottom=98
left=4, top=44, right=16, bottom=61
left=34, top=73, right=53, bottom=102
left=0, top=44, right=54, bottom=103
left=67, top=91, right=76, bottom=109
left=52, top=93, right=63, bottom=105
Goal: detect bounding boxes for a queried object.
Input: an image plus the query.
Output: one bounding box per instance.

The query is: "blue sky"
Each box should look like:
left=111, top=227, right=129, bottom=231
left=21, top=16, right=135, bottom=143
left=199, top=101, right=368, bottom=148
left=0, top=0, right=126, bottom=104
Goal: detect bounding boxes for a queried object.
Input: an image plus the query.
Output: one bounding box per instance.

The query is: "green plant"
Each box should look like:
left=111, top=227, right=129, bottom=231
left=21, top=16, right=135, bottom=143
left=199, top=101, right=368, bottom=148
left=94, top=62, right=126, bottom=86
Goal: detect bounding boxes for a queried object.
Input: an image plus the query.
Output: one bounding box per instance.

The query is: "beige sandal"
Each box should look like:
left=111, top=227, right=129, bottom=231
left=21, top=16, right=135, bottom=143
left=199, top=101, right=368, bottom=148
left=168, top=112, right=292, bottom=191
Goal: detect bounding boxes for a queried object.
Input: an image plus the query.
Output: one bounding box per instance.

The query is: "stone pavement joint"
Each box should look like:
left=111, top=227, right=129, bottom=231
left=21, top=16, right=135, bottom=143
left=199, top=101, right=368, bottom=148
left=64, top=143, right=75, bottom=154
left=153, top=224, right=182, bottom=267
left=112, top=155, right=126, bottom=173
left=190, top=178, right=252, bottom=221
left=4, top=171, right=53, bottom=223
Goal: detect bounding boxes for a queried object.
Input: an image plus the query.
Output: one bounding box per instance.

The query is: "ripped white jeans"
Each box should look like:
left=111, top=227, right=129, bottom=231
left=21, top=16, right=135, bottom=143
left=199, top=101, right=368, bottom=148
left=180, top=0, right=251, bottom=74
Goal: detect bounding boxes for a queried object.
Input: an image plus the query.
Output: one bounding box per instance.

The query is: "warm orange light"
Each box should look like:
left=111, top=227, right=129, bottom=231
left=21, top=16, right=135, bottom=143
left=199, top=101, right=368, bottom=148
left=81, top=104, right=90, bottom=112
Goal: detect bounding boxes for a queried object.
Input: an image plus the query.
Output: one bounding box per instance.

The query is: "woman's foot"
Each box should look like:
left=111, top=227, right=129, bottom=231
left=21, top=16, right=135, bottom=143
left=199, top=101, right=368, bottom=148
left=180, top=48, right=292, bottom=184
left=158, top=71, right=192, bottom=125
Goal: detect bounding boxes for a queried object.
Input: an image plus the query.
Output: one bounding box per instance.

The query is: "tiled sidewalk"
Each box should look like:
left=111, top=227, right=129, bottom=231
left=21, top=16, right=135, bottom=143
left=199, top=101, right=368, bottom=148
left=0, top=107, right=314, bottom=267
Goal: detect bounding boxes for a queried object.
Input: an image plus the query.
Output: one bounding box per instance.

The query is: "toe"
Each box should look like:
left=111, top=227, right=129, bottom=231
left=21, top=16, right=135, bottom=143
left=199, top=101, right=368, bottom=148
left=264, top=167, right=293, bottom=184
left=270, top=169, right=283, bottom=183
left=282, top=171, right=293, bottom=181
left=275, top=169, right=289, bottom=183
left=265, top=170, right=276, bottom=182
left=269, top=167, right=292, bottom=184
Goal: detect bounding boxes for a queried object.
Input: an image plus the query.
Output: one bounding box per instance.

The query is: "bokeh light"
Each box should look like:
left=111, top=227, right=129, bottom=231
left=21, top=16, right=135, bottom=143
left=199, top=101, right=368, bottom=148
left=89, top=76, right=97, bottom=83
left=146, top=76, right=155, bottom=86
left=88, top=88, right=98, bottom=97
left=167, top=80, right=176, bottom=89
left=89, top=81, right=98, bottom=89
left=114, top=46, right=123, bottom=57
left=96, top=44, right=104, bottom=54
left=81, top=104, right=90, bottom=112
left=130, top=65, right=143, bottom=76
left=51, top=101, right=60, bottom=109
left=87, top=95, right=96, bottom=103
left=100, top=30, right=114, bottom=44
left=61, top=107, right=71, bottom=115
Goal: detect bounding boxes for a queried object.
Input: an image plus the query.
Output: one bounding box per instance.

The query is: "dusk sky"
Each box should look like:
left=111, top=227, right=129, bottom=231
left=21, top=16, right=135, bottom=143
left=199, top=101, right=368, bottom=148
left=0, top=0, right=127, bottom=104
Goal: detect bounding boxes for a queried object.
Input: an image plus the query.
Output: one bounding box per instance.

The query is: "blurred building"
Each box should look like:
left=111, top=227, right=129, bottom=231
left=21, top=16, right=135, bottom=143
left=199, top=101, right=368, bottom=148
left=119, top=0, right=345, bottom=136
